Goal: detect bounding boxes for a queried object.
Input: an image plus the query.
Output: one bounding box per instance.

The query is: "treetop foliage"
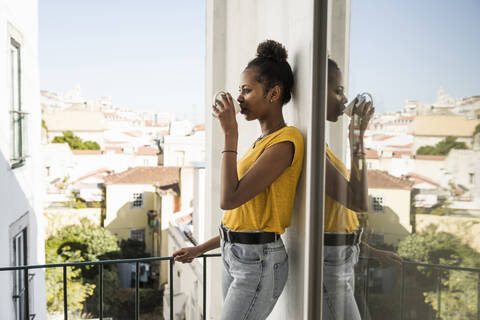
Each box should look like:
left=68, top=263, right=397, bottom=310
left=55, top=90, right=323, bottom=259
left=416, top=136, right=468, bottom=156
left=52, top=130, right=100, bottom=150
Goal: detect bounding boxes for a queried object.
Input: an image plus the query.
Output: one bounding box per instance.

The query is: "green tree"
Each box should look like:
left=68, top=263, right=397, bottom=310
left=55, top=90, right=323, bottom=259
left=51, top=219, right=119, bottom=265
left=45, top=220, right=119, bottom=313
left=45, top=246, right=95, bottom=313
left=398, top=225, right=480, bottom=319
left=52, top=130, right=100, bottom=150
left=416, top=136, right=468, bottom=155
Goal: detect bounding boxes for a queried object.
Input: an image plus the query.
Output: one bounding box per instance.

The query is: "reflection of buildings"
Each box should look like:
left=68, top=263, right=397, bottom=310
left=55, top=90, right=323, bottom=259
left=413, top=115, right=480, bottom=152
left=402, top=88, right=480, bottom=119
left=0, top=0, right=46, bottom=318
left=365, top=171, right=414, bottom=247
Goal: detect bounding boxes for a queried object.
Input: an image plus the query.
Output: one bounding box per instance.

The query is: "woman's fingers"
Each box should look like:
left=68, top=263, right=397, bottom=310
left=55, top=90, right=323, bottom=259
left=212, top=104, right=220, bottom=116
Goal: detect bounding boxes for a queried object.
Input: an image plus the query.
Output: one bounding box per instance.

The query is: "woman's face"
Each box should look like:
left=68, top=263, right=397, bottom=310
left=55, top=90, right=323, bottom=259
left=237, top=68, right=272, bottom=121
left=327, top=69, right=348, bottom=122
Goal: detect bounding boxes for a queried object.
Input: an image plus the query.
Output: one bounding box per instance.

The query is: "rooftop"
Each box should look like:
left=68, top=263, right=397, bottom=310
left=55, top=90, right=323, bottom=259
left=367, top=170, right=414, bottom=190
left=104, top=166, right=179, bottom=186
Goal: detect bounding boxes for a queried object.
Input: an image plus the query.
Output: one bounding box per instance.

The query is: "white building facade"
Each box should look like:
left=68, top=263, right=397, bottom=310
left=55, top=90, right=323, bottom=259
left=0, top=0, right=46, bottom=318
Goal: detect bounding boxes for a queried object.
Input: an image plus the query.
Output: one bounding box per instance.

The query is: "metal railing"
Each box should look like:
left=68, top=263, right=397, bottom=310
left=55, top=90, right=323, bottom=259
left=0, top=253, right=221, bottom=320
left=3, top=253, right=479, bottom=319
left=358, top=257, right=480, bottom=320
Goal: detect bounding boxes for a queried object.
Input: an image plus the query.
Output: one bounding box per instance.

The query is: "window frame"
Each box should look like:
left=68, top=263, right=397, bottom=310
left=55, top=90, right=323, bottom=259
left=131, top=192, right=145, bottom=209
left=9, top=37, right=28, bottom=169
left=12, top=228, right=27, bottom=320
left=372, top=196, right=385, bottom=213
left=130, top=228, right=146, bottom=243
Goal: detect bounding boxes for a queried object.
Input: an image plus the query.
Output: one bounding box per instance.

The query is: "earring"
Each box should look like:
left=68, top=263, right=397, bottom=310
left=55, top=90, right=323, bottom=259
left=269, top=99, right=273, bottom=103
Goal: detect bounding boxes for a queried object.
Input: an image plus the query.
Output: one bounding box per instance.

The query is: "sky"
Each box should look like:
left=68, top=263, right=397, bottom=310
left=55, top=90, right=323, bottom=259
left=39, top=0, right=205, bottom=122
left=39, top=1, right=480, bottom=121
left=349, top=0, right=480, bottom=112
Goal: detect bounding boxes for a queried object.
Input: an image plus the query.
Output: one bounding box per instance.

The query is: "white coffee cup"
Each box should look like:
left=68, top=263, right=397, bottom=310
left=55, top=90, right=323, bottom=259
left=344, top=92, right=373, bottom=117
left=212, top=91, right=241, bottom=118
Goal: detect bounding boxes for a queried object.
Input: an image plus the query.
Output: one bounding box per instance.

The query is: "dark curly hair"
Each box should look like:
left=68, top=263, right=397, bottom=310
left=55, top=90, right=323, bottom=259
left=328, top=58, right=341, bottom=84
left=246, top=40, right=294, bottom=105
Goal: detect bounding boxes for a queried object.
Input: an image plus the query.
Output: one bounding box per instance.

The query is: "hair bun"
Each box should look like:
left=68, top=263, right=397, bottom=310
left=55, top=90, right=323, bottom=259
left=256, top=40, right=288, bottom=63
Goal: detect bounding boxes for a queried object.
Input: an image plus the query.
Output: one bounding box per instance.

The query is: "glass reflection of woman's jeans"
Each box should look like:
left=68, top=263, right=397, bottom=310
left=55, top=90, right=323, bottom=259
left=220, top=238, right=288, bottom=320
left=323, top=244, right=361, bottom=320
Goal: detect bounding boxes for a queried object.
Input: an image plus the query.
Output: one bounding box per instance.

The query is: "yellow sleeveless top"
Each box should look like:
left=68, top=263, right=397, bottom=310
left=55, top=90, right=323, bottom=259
left=325, top=146, right=359, bottom=233
left=222, top=126, right=304, bottom=234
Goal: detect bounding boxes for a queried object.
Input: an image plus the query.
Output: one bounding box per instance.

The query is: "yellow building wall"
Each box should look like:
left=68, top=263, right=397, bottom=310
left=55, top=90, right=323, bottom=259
left=367, top=188, right=412, bottom=246
left=105, top=184, right=161, bottom=255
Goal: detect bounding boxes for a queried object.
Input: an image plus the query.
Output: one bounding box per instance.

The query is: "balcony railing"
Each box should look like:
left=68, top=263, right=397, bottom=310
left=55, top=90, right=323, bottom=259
left=1, top=254, right=479, bottom=319
left=356, top=257, right=480, bottom=320
left=0, top=253, right=221, bottom=320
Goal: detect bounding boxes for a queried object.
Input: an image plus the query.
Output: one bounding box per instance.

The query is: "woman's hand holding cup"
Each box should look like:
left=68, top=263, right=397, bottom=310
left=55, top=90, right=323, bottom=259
left=212, top=92, right=239, bottom=136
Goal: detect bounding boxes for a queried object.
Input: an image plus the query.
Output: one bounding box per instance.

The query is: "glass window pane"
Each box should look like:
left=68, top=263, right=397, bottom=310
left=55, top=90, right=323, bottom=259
left=324, top=2, right=480, bottom=319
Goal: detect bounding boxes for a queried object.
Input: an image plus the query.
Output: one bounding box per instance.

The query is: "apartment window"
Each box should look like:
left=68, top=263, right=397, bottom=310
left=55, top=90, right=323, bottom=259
left=130, top=228, right=145, bottom=242
left=9, top=38, right=28, bottom=169
left=372, top=196, right=384, bottom=213
left=131, top=193, right=144, bottom=208
left=13, top=229, right=27, bottom=320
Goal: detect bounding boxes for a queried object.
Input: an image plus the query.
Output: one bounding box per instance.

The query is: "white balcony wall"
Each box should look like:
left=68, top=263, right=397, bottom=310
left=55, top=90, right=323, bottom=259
left=204, top=1, right=350, bottom=319
left=205, top=0, right=318, bottom=319
left=0, top=0, right=46, bottom=319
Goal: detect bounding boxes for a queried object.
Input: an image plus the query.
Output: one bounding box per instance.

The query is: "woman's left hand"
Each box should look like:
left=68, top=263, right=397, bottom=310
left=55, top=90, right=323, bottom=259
left=355, top=100, right=375, bottom=134
left=212, top=92, right=238, bottom=136
left=371, top=248, right=403, bottom=268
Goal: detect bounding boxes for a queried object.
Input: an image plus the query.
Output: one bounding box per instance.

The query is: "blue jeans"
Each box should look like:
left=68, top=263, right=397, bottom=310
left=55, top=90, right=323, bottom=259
left=322, top=244, right=361, bottom=320
left=220, top=238, right=288, bottom=320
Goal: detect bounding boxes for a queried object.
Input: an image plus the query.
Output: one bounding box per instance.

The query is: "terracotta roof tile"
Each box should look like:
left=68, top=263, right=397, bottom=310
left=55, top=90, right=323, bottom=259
left=376, top=135, right=395, bottom=141
left=105, top=146, right=123, bottom=154
left=392, top=151, right=412, bottom=158
left=74, top=168, right=113, bottom=183
left=367, top=170, right=413, bottom=190
left=104, top=166, right=179, bottom=186
left=366, top=149, right=379, bottom=159
left=414, top=155, right=446, bottom=161
left=72, top=150, right=103, bottom=155
left=136, top=146, right=159, bottom=156
left=401, top=172, right=444, bottom=189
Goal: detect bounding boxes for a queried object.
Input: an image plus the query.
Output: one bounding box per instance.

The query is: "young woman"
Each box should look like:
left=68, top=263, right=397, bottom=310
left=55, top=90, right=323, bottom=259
left=323, top=58, right=402, bottom=319
left=173, top=40, right=304, bottom=320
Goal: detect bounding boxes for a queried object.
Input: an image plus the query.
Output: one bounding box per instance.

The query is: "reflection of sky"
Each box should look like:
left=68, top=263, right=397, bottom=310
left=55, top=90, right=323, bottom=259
left=39, top=0, right=205, bottom=122
left=349, top=0, right=480, bottom=112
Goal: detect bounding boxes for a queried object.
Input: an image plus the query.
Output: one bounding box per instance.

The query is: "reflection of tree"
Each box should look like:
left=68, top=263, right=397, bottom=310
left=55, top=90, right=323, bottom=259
left=398, top=225, right=480, bottom=319
left=416, top=136, right=467, bottom=155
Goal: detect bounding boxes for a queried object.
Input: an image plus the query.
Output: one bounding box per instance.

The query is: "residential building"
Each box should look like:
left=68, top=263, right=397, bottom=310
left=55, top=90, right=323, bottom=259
left=413, top=115, right=480, bottom=152
left=443, top=149, right=480, bottom=193
left=401, top=172, right=448, bottom=209
left=163, top=131, right=205, bottom=167
left=0, top=0, right=46, bottom=318
left=104, top=167, right=180, bottom=262
left=43, top=111, right=107, bottom=147
left=413, top=155, right=446, bottom=187
left=365, top=171, right=414, bottom=247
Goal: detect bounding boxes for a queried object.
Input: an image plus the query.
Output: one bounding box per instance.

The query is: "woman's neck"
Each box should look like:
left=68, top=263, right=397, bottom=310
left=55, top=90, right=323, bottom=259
left=259, top=116, right=286, bottom=137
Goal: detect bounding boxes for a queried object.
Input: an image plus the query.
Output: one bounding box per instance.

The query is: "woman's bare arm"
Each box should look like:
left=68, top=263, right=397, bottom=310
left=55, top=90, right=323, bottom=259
left=221, top=141, right=294, bottom=210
